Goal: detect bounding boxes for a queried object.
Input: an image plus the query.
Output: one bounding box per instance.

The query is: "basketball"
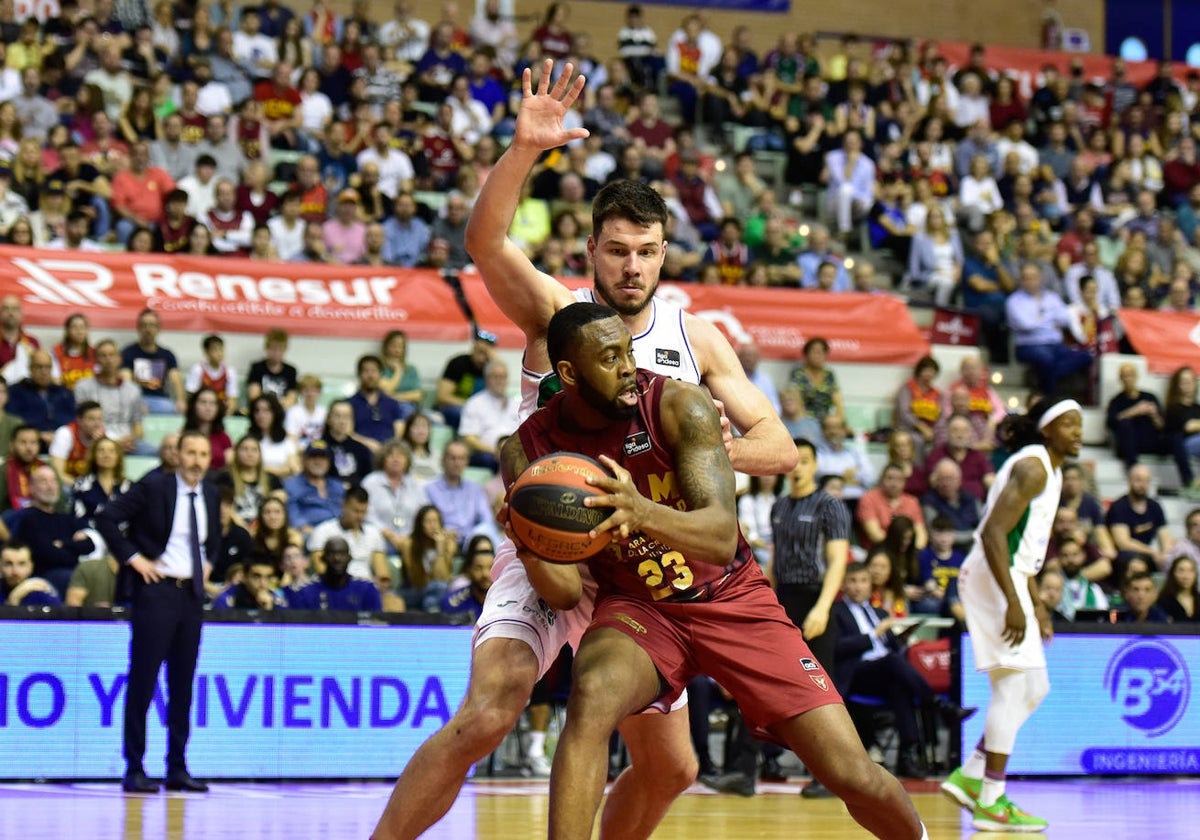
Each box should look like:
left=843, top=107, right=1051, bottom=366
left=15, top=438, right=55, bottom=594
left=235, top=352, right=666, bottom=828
left=508, top=452, right=613, bottom=563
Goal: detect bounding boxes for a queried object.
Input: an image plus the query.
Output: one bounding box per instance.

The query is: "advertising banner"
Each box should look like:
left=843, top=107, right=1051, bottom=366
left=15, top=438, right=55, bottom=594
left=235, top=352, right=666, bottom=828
left=962, top=633, right=1199, bottom=775
left=0, top=621, right=472, bottom=779
left=1117, top=309, right=1200, bottom=375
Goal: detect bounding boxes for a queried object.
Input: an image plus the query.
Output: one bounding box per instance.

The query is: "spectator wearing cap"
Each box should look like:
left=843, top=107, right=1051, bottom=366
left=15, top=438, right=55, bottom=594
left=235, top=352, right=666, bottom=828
left=323, top=189, right=367, bottom=264
left=111, top=141, right=176, bottom=246
left=178, top=154, right=220, bottom=220
left=284, top=440, right=346, bottom=536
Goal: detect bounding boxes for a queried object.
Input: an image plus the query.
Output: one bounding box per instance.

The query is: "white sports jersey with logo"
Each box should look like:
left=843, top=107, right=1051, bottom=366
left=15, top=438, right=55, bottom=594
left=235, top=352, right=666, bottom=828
left=964, top=444, right=1061, bottom=577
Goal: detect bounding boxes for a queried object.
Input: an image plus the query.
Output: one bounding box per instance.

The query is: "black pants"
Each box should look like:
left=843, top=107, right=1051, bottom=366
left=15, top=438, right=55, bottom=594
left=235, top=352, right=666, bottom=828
left=124, top=579, right=204, bottom=775
left=774, top=584, right=834, bottom=672
left=1110, top=417, right=1167, bottom=468
left=847, top=653, right=933, bottom=746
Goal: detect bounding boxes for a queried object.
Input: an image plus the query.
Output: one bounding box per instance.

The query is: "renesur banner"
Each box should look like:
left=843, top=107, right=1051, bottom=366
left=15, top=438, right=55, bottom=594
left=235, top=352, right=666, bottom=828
left=1118, top=309, right=1200, bottom=375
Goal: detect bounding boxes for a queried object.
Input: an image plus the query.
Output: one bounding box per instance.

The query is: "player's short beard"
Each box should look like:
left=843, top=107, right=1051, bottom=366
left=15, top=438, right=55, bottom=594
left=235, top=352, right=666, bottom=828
left=577, top=374, right=637, bottom=421
left=593, top=274, right=659, bottom=318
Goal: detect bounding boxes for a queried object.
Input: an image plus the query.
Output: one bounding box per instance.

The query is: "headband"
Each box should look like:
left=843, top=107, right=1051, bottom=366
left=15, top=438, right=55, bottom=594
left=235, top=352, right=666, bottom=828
left=1037, top=399, right=1082, bottom=431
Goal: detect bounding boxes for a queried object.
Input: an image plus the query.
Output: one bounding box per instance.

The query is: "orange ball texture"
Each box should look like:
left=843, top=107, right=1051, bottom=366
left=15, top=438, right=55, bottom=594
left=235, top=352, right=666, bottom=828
left=508, top=452, right=613, bottom=563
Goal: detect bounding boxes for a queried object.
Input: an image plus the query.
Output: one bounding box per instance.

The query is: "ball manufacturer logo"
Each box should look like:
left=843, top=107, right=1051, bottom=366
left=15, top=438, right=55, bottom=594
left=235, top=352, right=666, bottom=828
left=560, top=491, right=578, bottom=505
left=1103, top=640, right=1189, bottom=737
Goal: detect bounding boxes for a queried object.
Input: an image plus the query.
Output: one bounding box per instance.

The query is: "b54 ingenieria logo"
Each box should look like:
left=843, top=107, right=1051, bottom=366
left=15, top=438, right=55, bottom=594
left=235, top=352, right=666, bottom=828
left=1103, top=640, right=1189, bottom=737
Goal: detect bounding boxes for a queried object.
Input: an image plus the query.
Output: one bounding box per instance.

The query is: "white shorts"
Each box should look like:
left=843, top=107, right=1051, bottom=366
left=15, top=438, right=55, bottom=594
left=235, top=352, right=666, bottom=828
left=959, top=561, right=1046, bottom=672
left=474, top=539, right=688, bottom=711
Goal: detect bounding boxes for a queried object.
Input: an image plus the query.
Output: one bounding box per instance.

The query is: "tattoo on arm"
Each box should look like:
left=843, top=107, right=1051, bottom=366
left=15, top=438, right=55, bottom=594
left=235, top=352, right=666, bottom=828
left=499, top=435, right=530, bottom=489
left=674, top=390, right=737, bottom=517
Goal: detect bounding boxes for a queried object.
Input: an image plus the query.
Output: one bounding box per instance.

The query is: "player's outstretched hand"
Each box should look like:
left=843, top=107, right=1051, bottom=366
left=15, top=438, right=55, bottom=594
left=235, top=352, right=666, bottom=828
left=512, top=58, right=590, bottom=154
left=585, top=454, right=651, bottom=542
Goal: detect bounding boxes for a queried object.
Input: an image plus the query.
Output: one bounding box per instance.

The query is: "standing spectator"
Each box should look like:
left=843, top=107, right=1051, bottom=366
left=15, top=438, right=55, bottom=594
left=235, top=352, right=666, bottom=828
left=1106, top=464, right=1175, bottom=574
left=926, top=415, right=995, bottom=502
left=8, top=350, right=74, bottom=449
left=424, top=439, right=497, bottom=552
left=856, top=463, right=928, bottom=550
left=95, top=431, right=218, bottom=794
left=75, top=340, right=151, bottom=456
left=120, top=309, right=184, bottom=415
left=789, top=337, right=844, bottom=422
left=823, top=130, right=876, bottom=240
left=817, top=413, right=875, bottom=503
left=245, top=328, right=298, bottom=409
left=458, top=360, right=519, bottom=472
left=435, top=333, right=494, bottom=432
left=1163, top=366, right=1200, bottom=499
left=348, top=354, right=409, bottom=448
left=895, top=356, right=942, bottom=457
left=1106, top=363, right=1167, bottom=470
left=1006, top=263, right=1092, bottom=397
left=284, top=440, right=345, bottom=536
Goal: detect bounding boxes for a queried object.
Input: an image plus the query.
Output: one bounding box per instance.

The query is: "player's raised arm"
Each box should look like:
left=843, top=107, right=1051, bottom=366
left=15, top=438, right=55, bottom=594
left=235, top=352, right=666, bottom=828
left=464, top=59, right=589, bottom=338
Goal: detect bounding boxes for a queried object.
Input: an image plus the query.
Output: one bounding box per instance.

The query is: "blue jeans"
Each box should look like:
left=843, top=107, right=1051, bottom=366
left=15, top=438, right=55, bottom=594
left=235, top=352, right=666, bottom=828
left=142, top=395, right=177, bottom=415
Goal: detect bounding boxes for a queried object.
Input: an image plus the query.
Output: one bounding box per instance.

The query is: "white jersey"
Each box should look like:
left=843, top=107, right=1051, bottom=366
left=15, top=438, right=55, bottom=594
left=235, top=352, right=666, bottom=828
left=518, top=287, right=702, bottom=418
left=965, top=444, right=1062, bottom=576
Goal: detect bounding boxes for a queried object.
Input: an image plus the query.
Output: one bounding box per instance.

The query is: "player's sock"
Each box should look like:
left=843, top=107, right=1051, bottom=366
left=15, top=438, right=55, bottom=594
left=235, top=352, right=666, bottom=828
left=979, top=770, right=1006, bottom=808
left=962, top=738, right=986, bottom=779
left=527, top=730, right=547, bottom=759
left=919, top=823, right=930, bottom=840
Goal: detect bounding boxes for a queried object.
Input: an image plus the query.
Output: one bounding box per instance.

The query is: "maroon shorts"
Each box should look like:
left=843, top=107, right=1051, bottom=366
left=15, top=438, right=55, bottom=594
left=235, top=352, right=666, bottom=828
left=590, top=563, right=841, bottom=736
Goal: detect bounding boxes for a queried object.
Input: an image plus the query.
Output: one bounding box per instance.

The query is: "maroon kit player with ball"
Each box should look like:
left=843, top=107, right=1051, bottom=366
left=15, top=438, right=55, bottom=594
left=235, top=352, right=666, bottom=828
left=500, top=302, right=929, bottom=840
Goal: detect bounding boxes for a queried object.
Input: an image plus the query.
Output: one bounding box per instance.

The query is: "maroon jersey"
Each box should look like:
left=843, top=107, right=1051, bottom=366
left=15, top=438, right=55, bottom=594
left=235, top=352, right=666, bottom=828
left=155, top=215, right=196, bottom=253
left=517, top=370, right=754, bottom=603
left=179, top=111, right=208, bottom=145
left=235, top=117, right=265, bottom=162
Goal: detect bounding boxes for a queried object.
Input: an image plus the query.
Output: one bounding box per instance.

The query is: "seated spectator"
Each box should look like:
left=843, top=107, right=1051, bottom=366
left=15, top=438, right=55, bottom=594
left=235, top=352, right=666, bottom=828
left=435, top=333, right=495, bottom=432
left=322, top=401, right=374, bottom=489
left=247, top=394, right=299, bottom=478
left=1163, top=366, right=1200, bottom=499
left=887, top=430, right=928, bottom=499
left=398, top=503, right=457, bottom=612
left=1106, top=363, right=1167, bottom=469
left=284, top=441, right=345, bottom=536
left=245, top=328, right=298, bottom=409
left=1059, top=462, right=1118, bottom=564
left=790, top=337, right=843, bottom=422
left=249, top=496, right=304, bottom=570
left=943, top=356, right=1004, bottom=451
left=70, top=437, right=130, bottom=527
left=735, top=343, right=780, bottom=415
left=74, top=340, right=151, bottom=457
left=1168, top=508, right=1200, bottom=567
left=309, top=486, right=388, bottom=586
left=1157, top=553, right=1198, bottom=623
left=962, top=229, right=1016, bottom=364
left=361, top=439, right=429, bottom=556
left=439, top=535, right=496, bottom=622
left=867, top=521, right=914, bottom=619
left=425, top=439, right=499, bottom=553
left=749, top=216, right=802, bottom=287
left=1053, top=534, right=1109, bottom=619
left=286, top=536, right=384, bottom=611
left=912, top=516, right=965, bottom=614
left=184, top=387, right=233, bottom=472
left=205, top=179, right=255, bottom=255
left=49, top=400, right=105, bottom=484
left=402, top=413, right=439, bottom=482
left=185, top=335, right=239, bottom=415
left=323, top=189, right=367, bottom=264
left=856, top=463, right=927, bottom=550
left=349, top=354, right=409, bottom=449
left=817, top=413, right=874, bottom=503
left=779, top=385, right=822, bottom=443
left=209, top=486, right=254, bottom=589
left=958, top=154, right=1003, bottom=232
left=215, top=436, right=284, bottom=528
left=12, top=465, right=97, bottom=595
left=1107, top=464, right=1175, bottom=575
left=213, top=555, right=285, bottom=610
left=1114, top=570, right=1169, bottom=622
left=1, top=541, right=61, bottom=606
left=8, top=350, right=74, bottom=449
left=459, top=361, right=519, bottom=473
left=51, top=313, right=95, bottom=393
left=921, top=458, right=983, bottom=553
left=1, top=425, right=44, bottom=522
left=895, top=356, right=941, bottom=458
left=266, top=189, right=305, bottom=261
left=798, top=226, right=849, bottom=292
left=64, top=553, right=120, bottom=607
left=1036, top=568, right=1071, bottom=625
left=284, top=374, right=327, bottom=451
left=926, top=415, right=995, bottom=501
left=907, top=206, right=963, bottom=306
left=278, top=543, right=315, bottom=601
left=120, top=309, right=185, bottom=415
left=378, top=330, right=424, bottom=413
left=1006, top=262, right=1093, bottom=398
left=382, top=192, right=431, bottom=267
left=823, top=130, right=875, bottom=239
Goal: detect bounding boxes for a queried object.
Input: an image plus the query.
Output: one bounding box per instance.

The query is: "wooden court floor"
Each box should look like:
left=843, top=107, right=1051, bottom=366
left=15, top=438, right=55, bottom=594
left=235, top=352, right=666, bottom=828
left=0, top=777, right=1194, bottom=839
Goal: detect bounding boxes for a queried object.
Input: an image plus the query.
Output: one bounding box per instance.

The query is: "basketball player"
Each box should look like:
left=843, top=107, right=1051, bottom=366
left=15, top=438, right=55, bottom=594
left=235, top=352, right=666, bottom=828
left=372, top=62, right=795, bottom=840
left=941, top=398, right=1082, bottom=833
left=504, top=302, right=926, bottom=840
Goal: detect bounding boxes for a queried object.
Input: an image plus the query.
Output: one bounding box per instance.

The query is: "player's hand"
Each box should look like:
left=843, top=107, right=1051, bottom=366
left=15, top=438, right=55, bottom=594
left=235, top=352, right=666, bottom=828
left=802, top=606, right=829, bottom=640
left=129, top=555, right=164, bottom=584
left=1002, top=598, right=1027, bottom=646
left=1036, top=606, right=1054, bottom=643
left=512, top=59, right=590, bottom=154
left=711, top=398, right=734, bottom=457
left=586, top=454, right=652, bottom=541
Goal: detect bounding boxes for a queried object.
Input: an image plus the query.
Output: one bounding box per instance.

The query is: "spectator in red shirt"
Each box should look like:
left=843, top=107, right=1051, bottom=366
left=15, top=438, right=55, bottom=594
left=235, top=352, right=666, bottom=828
left=295, top=155, right=328, bottom=223
left=111, top=140, right=175, bottom=245
left=1164, top=136, right=1200, bottom=206
left=627, top=91, right=676, bottom=178
left=254, top=61, right=304, bottom=151
left=856, top=462, right=928, bottom=550
left=925, top=414, right=996, bottom=501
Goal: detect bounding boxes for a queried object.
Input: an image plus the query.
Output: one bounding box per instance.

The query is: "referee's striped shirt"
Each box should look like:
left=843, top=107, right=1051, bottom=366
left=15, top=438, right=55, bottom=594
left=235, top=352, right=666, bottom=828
left=769, top=490, right=852, bottom=587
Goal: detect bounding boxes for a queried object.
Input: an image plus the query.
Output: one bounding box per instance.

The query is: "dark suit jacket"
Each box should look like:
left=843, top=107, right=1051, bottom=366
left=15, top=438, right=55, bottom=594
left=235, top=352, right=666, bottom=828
left=832, top=599, right=903, bottom=693
left=96, top=472, right=221, bottom=599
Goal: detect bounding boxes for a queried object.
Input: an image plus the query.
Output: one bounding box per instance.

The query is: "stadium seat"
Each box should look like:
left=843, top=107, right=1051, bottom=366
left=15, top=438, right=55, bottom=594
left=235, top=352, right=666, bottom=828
left=125, top=456, right=159, bottom=481
left=141, top=414, right=183, bottom=446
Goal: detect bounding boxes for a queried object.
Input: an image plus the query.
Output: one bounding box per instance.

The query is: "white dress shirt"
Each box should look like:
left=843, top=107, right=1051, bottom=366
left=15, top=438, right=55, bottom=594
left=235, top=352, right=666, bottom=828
left=157, top=476, right=209, bottom=579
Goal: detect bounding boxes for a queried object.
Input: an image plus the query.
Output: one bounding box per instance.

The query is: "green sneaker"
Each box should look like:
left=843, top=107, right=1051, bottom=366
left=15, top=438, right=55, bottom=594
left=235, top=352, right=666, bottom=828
left=972, top=794, right=1049, bottom=833
left=939, top=767, right=980, bottom=811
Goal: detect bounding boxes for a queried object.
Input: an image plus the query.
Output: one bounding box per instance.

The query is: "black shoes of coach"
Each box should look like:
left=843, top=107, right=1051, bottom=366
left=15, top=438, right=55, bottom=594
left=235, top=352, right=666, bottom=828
left=699, top=771, right=757, bottom=797
left=935, top=697, right=978, bottom=725
left=121, top=770, right=160, bottom=794
left=164, top=771, right=210, bottom=792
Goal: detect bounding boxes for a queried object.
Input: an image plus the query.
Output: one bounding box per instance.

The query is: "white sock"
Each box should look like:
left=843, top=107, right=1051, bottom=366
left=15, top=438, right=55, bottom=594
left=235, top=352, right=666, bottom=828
left=919, top=823, right=929, bottom=840
left=963, top=746, right=987, bottom=780
left=980, top=774, right=1006, bottom=808
left=527, top=730, right=547, bottom=759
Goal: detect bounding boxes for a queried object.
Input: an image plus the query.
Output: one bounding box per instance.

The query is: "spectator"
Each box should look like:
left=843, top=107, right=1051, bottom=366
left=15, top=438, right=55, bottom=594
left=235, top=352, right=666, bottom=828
left=120, top=308, right=185, bottom=415
left=1106, top=363, right=1167, bottom=469
left=1158, top=551, right=1199, bottom=622
left=424, top=439, right=497, bottom=552
left=1, top=541, right=62, bottom=606
left=287, top=536, right=384, bottom=611
left=309, top=486, right=389, bottom=586
left=856, top=463, right=927, bottom=550
left=249, top=495, right=304, bottom=570
left=414, top=21, right=468, bottom=102
left=925, top=414, right=995, bottom=502
left=204, top=178, right=254, bottom=255
left=322, top=401, right=374, bottom=489
left=0, top=294, right=40, bottom=384
left=817, top=413, right=874, bottom=503
left=284, top=375, right=327, bottom=452
left=886, top=430, right=928, bottom=499
left=823, top=130, right=875, bottom=239
left=247, top=394, right=299, bottom=478
left=0, top=379, right=21, bottom=459
left=52, top=313, right=96, bottom=392
left=245, top=328, right=298, bottom=409
left=8, top=350, right=74, bottom=449
left=867, top=520, right=916, bottom=618
left=789, top=337, right=843, bottom=422
left=361, top=438, right=429, bottom=554
left=750, top=216, right=802, bottom=287
left=183, top=387, right=232, bottom=471
left=212, top=554, right=286, bottom=610
left=348, top=354, right=409, bottom=449
left=70, top=341, right=146, bottom=459
left=232, top=9, right=278, bottom=81
left=944, top=356, right=1005, bottom=450
left=1106, top=464, right=1175, bottom=574
left=185, top=334, right=239, bottom=414
left=1114, top=570, right=1170, bottom=622
left=1055, top=535, right=1109, bottom=620
left=64, top=551, right=120, bottom=607
left=266, top=189, right=305, bottom=261
left=627, top=91, right=675, bottom=178
left=381, top=192, right=431, bottom=268
left=962, top=229, right=1016, bottom=364
left=1006, top=262, right=1093, bottom=397
left=1163, top=366, right=1200, bottom=499
left=110, top=140, right=174, bottom=244
left=397, top=503, right=457, bottom=611
left=435, top=333, right=494, bottom=432
left=735, top=342, right=780, bottom=415
left=49, top=400, right=105, bottom=484
left=148, top=431, right=181, bottom=479
left=778, top=385, right=822, bottom=443
left=921, top=458, right=983, bottom=553
left=439, top=536, right=495, bottom=622
left=401, top=413, right=438, bottom=481
left=1058, top=462, right=1118, bottom=565
left=458, top=360, right=519, bottom=472
left=379, top=1, right=431, bottom=64
left=895, top=356, right=941, bottom=457
left=0, top=425, right=45, bottom=521
left=44, top=210, right=103, bottom=252
left=150, top=114, right=197, bottom=183
left=429, top=191, right=472, bottom=270
left=277, top=543, right=314, bottom=599
left=912, top=516, right=965, bottom=614
left=907, top=205, right=963, bottom=306
left=11, top=465, right=97, bottom=594
left=215, top=436, right=284, bottom=528
left=284, top=440, right=345, bottom=536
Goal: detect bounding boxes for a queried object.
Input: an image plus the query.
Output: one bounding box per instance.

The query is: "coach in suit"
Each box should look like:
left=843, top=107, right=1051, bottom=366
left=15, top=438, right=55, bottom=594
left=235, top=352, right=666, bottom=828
left=97, top=430, right=218, bottom=794
left=833, top=561, right=974, bottom=778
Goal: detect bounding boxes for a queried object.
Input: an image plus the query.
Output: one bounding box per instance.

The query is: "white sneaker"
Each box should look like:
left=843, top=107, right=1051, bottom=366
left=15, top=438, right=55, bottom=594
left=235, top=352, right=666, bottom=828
left=527, top=754, right=552, bottom=777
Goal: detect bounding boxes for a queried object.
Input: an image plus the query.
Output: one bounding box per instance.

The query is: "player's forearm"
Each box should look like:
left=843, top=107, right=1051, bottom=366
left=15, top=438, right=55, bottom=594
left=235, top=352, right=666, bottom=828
left=464, top=141, right=542, bottom=257
left=815, top=540, right=849, bottom=612
left=728, top=419, right=799, bottom=476
left=636, top=504, right=738, bottom=566
left=520, top=555, right=582, bottom=610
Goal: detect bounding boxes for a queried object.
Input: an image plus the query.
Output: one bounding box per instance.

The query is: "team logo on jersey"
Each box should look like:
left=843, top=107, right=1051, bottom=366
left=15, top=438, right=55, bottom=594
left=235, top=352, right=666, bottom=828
left=799, top=657, right=819, bottom=672
left=623, top=431, right=651, bottom=456
left=809, top=674, right=829, bottom=691
left=654, top=348, right=681, bottom=368
left=1104, top=640, right=1189, bottom=737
